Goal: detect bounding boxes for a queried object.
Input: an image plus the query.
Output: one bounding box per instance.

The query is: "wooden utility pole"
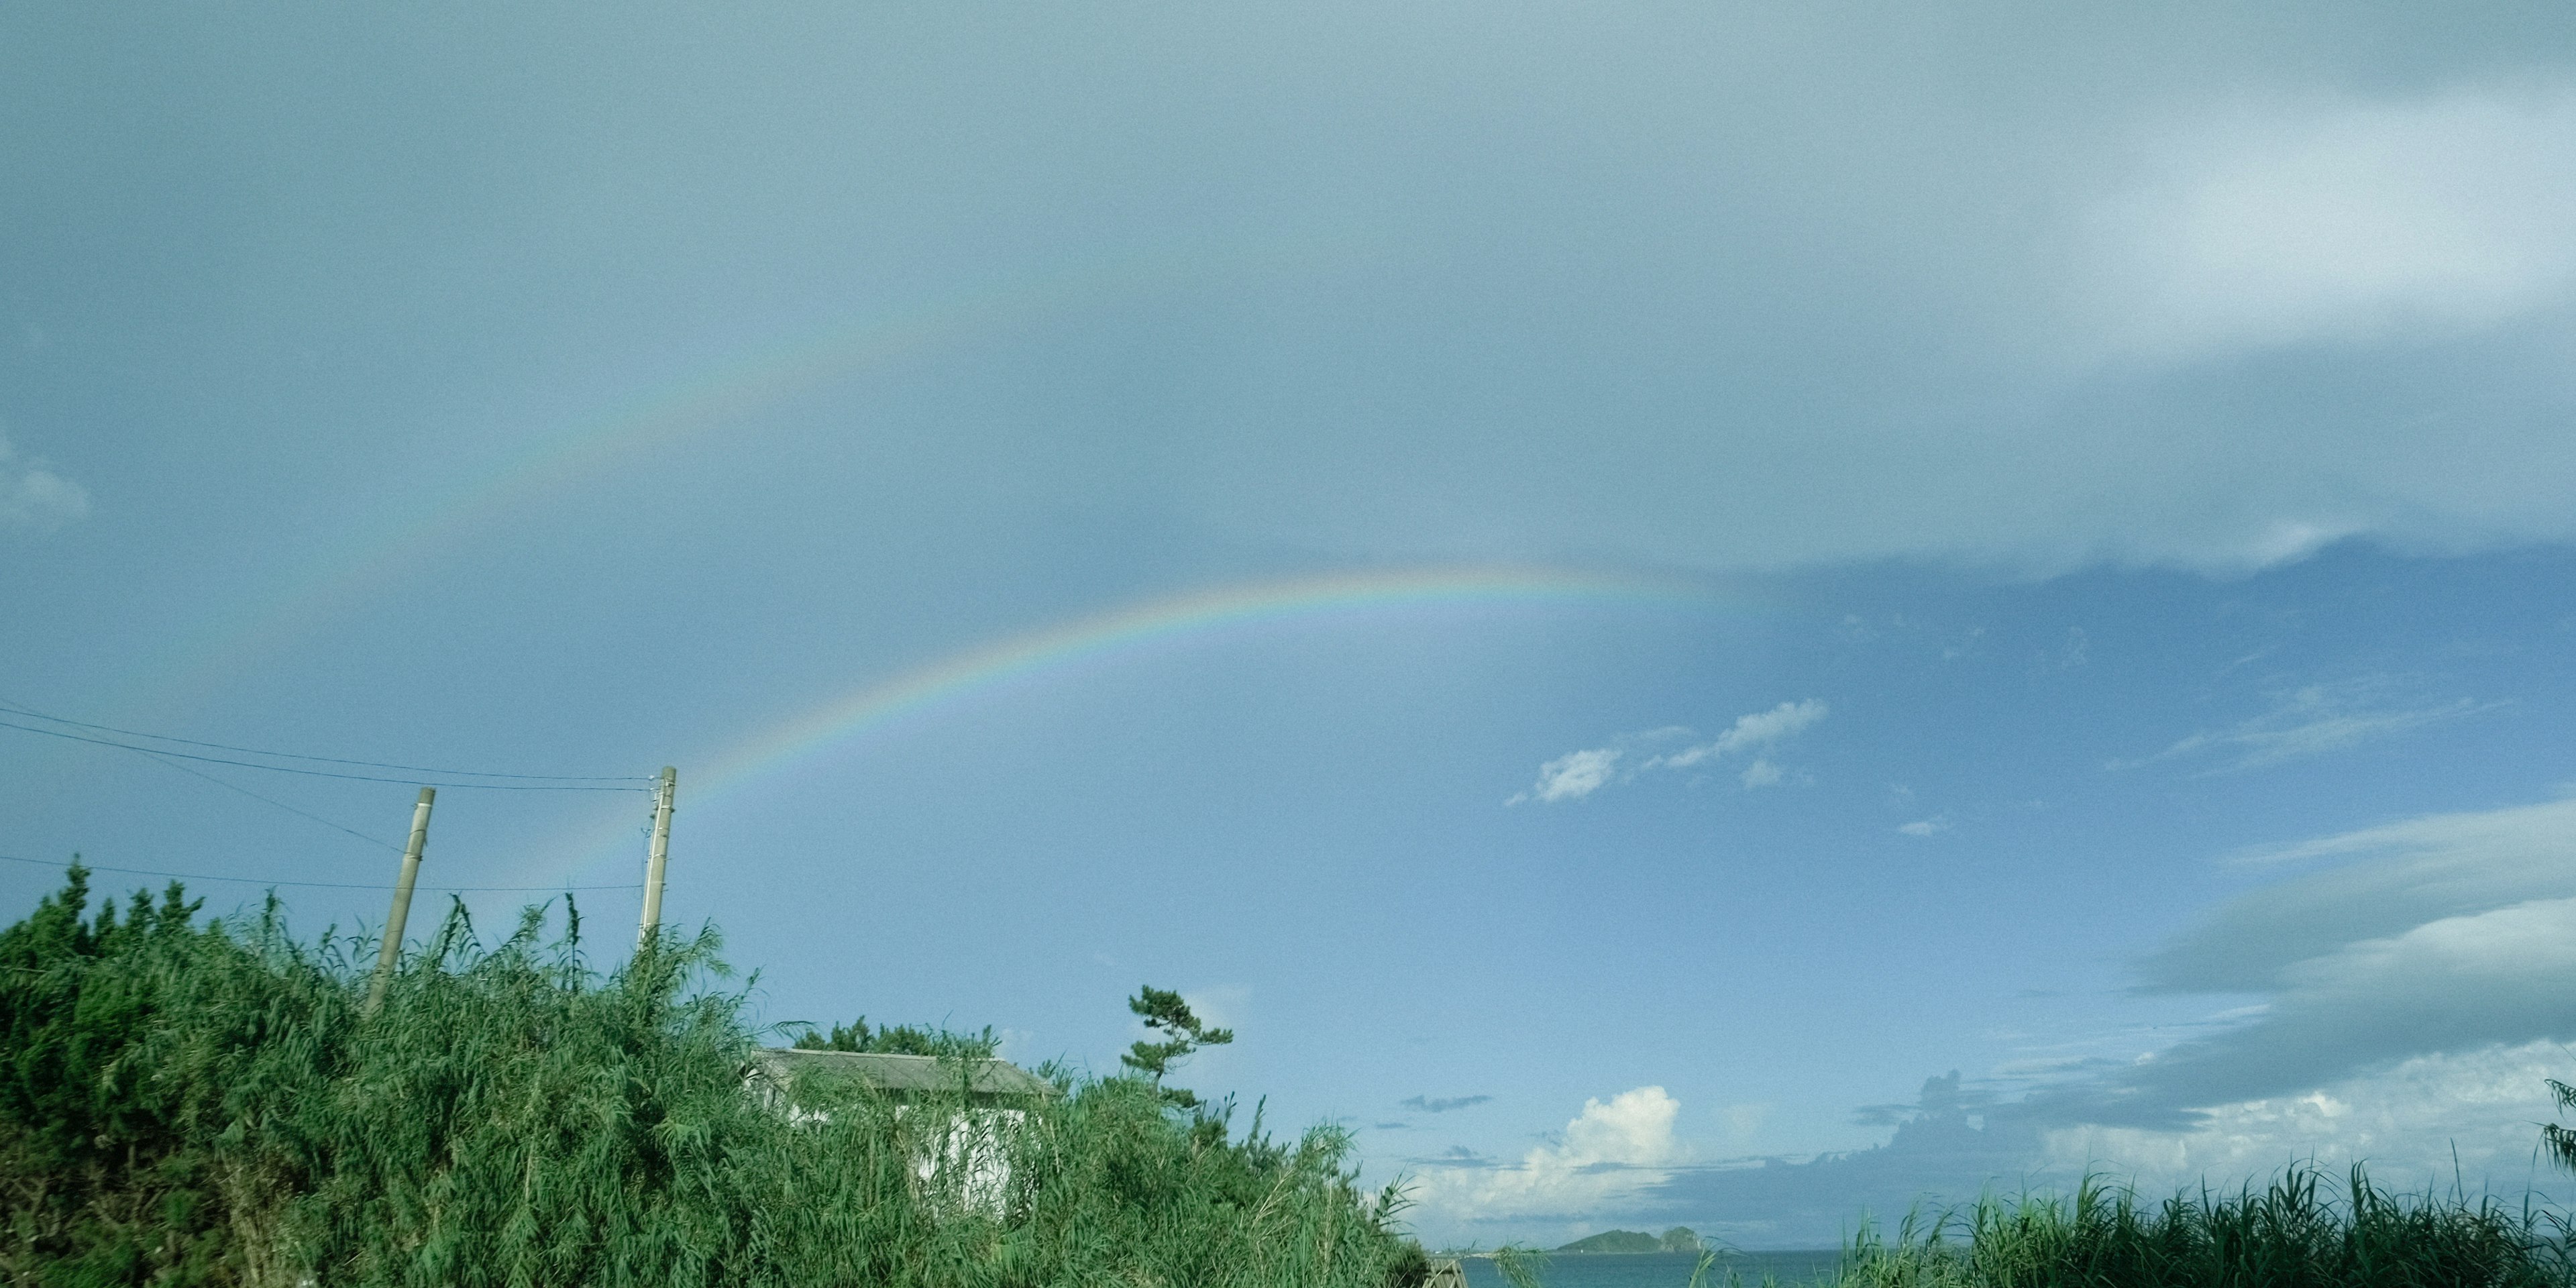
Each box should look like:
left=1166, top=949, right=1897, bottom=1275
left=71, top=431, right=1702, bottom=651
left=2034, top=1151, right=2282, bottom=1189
left=365, top=787, right=436, bottom=1014
left=637, top=766, right=676, bottom=949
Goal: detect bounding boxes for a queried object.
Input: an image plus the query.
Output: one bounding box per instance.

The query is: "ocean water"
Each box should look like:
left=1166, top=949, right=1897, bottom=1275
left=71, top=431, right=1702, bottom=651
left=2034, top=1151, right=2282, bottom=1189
left=1458, top=1250, right=1843, bottom=1287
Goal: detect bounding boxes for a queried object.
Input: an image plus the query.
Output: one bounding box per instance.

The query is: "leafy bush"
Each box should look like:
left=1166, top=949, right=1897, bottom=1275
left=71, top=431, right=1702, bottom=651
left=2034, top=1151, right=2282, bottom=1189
left=0, top=870, right=234, bottom=1286
left=0, top=865, right=1428, bottom=1288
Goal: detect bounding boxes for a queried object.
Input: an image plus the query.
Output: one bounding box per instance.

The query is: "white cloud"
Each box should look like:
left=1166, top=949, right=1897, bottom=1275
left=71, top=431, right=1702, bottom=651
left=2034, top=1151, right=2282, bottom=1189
left=1412, top=1086, right=1684, bottom=1225
left=2114, top=678, right=2496, bottom=774
left=1898, top=816, right=1950, bottom=837
left=1515, top=701, right=1828, bottom=804
left=1709, top=700, right=1831, bottom=757
left=1509, top=747, right=1621, bottom=805
left=2083, top=87, right=2576, bottom=362
left=0, top=431, right=87, bottom=531
left=1644, top=700, right=1830, bottom=782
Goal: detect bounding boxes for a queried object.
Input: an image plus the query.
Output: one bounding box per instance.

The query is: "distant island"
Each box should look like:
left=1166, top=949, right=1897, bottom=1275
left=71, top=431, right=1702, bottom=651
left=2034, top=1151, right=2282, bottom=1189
left=1555, top=1227, right=1703, bottom=1254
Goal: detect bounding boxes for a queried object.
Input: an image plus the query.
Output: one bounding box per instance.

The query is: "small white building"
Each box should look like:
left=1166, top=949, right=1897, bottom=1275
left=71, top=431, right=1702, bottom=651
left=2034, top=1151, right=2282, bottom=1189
left=745, top=1048, right=1058, bottom=1212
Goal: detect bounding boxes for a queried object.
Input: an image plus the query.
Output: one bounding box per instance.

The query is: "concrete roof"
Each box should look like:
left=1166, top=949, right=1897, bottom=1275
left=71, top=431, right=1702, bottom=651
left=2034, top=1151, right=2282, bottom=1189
left=748, top=1048, right=1057, bottom=1106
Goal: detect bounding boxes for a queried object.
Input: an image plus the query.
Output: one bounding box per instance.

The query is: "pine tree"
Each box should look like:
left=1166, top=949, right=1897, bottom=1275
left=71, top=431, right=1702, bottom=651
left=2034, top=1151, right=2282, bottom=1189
left=1120, top=984, right=1232, bottom=1109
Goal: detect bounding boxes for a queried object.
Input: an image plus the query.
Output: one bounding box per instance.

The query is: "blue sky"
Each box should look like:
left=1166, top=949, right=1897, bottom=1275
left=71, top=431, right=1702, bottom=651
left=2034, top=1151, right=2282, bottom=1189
left=7, top=1, right=2576, bottom=1249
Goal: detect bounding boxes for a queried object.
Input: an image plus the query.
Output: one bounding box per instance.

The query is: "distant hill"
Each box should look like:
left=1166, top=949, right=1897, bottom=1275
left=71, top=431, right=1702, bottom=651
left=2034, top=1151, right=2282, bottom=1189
left=1556, top=1230, right=1660, bottom=1254
left=1555, top=1227, right=1706, bottom=1254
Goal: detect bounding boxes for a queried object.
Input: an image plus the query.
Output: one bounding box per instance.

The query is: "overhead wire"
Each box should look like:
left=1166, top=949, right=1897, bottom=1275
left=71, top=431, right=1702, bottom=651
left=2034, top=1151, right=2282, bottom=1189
left=133, top=751, right=407, bottom=853
left=0, top=699, right=650, bottom=782
left=0, top=718, right=649, bottom=791
left=0, top=694, right=657, bottom=896
left=0, top=852, right=643, bottom=894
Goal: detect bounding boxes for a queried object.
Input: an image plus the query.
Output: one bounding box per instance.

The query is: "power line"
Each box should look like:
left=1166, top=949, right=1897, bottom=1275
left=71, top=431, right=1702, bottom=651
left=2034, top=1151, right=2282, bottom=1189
left=136, top=751, right=405, bottom=853
left=0, top=699, right=651, bottom=782
left=0, top=718, right=649, bottom=792
left=0, top=852, right=644, bottom=894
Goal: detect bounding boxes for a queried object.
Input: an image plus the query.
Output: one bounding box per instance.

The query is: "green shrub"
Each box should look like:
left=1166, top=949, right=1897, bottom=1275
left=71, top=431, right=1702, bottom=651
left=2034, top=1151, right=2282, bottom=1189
left=0, top=865, right=1428, bottom=1288
left=0, top=870, right=234, bottom=1286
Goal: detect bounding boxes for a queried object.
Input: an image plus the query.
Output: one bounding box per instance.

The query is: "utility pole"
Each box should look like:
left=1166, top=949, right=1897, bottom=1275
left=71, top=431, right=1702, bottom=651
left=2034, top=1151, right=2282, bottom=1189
left=365, top=787, right=436, bottom=1014
left=637, top=766, right=676, bottom=949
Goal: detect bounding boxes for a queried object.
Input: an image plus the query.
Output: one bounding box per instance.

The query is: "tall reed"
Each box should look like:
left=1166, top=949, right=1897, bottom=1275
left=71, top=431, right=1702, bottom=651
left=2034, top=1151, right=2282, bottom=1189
left=1841, top=1167, right=2575, bottom=1288
left=0, top=867, right=1427, bottom=1287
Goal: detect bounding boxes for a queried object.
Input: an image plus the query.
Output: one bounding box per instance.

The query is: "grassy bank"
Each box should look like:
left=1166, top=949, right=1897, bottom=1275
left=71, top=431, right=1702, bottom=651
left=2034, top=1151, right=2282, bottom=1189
left=0, top=866, right=1428, bottom=1287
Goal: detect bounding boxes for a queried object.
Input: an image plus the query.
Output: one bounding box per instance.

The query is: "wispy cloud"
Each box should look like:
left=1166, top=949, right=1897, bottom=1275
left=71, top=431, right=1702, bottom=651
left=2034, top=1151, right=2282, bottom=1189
left=1402, top=1093, right=1493, bottom=1114
left=2112, top=678, right=2497, bottom=774
left=1898, top=815, right=1951, bottom=837
left=1654, top=700, right=1831, bottom=769
left=0, top=430, right=87, bottom=531
left=1510, top=747, right=1623, bottom=804
left=1513, top=700, right=1829, bottom=804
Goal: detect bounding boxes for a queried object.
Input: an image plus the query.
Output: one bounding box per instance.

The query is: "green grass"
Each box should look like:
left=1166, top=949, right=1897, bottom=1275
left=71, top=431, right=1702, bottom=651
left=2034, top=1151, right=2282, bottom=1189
left=0, top=865, right=1429, bottom=1287
left=1838, top=1168, right=2575, bottom=1288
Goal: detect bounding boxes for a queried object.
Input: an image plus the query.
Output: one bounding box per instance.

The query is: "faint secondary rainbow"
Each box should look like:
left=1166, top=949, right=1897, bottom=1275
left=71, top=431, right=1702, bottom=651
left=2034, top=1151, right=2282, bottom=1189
left=557, top=566, right=1742, bottom=877
left=138, top=231, right=1321, bottom=722
left=153, top=274, right=1091, bottom=707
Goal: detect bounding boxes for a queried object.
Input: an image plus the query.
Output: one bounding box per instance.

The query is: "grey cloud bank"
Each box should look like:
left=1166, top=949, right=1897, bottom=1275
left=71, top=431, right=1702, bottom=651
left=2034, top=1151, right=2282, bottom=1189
left=2143, top=796, right=2576, bottom=1001
left=13, top=5, right=2576, bottom=586
left=2002, top=794, right=2576, bottom=1128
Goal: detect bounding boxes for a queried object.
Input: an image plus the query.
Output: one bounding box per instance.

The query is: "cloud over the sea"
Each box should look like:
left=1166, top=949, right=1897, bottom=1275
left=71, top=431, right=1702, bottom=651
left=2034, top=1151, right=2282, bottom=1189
left=1413, top=1087, right=1685, bottom=1228
left=2038, top=795, right=2576, bottom=1124
left=1621, top=796, right=2576, bottom=1245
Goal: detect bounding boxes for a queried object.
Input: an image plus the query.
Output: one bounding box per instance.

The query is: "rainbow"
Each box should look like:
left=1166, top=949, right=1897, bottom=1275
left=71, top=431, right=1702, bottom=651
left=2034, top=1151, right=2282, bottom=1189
left=558, top=566, right=1740, bottom=877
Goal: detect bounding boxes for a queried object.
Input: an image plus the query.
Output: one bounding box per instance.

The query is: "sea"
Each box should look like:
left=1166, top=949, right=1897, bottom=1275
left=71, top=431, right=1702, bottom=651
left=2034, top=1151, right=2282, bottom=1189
left=1458, top=1250, right=1843, bottom=1287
